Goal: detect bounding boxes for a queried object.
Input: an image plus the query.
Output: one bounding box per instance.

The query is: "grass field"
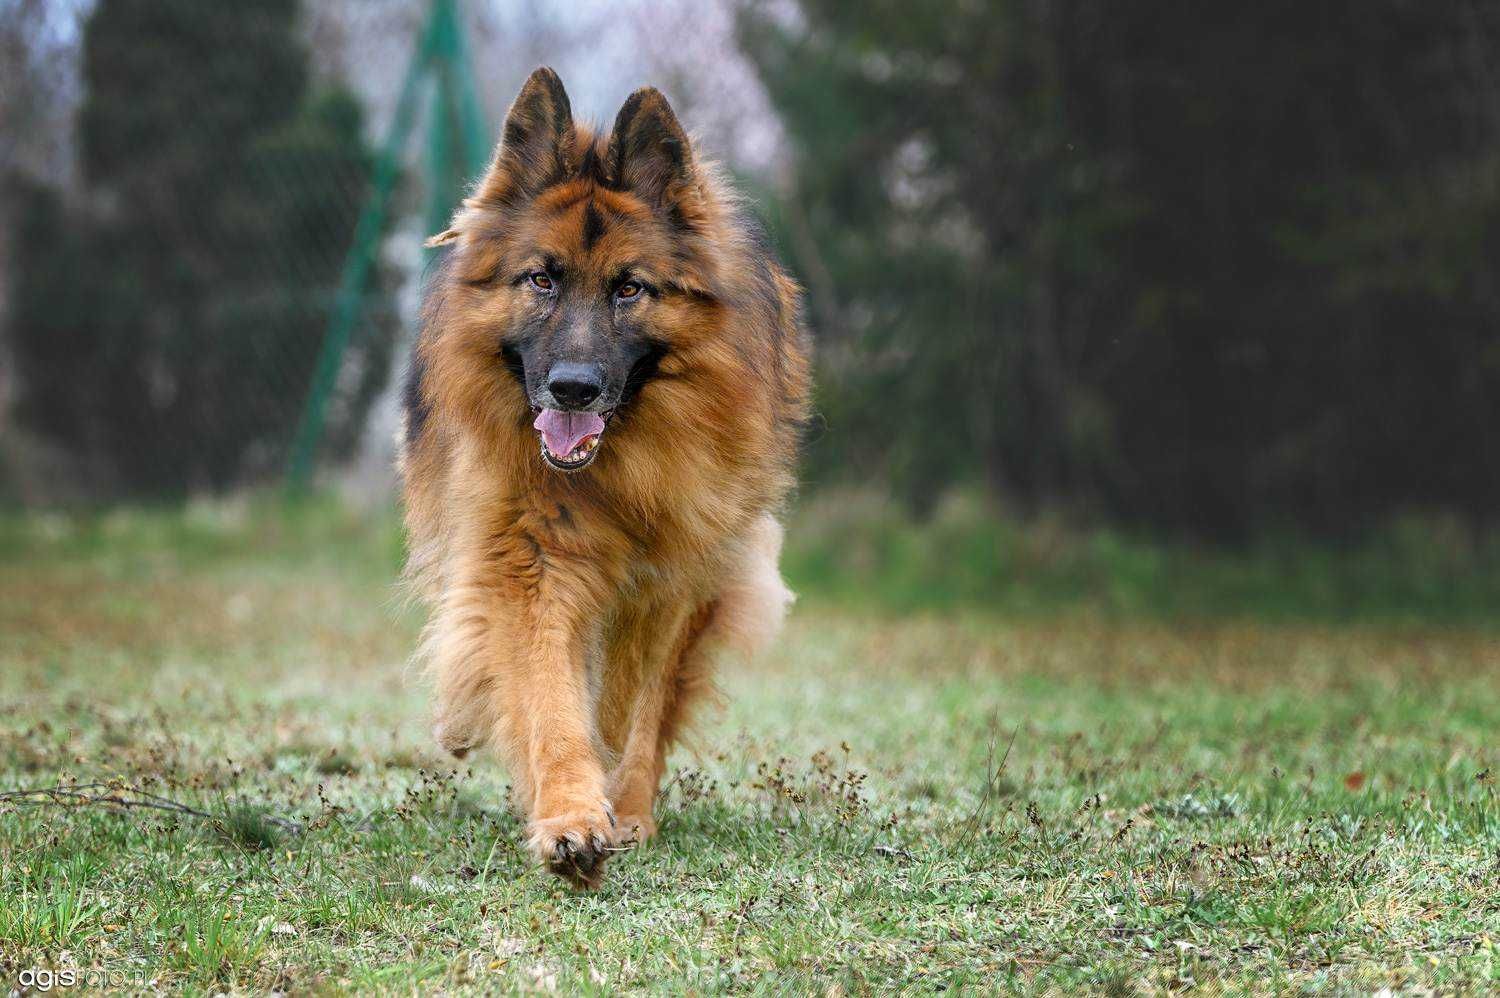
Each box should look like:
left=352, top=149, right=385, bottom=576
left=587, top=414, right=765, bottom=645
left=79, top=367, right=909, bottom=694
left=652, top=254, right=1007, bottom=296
left=1, top=500, right=1497, bottom=993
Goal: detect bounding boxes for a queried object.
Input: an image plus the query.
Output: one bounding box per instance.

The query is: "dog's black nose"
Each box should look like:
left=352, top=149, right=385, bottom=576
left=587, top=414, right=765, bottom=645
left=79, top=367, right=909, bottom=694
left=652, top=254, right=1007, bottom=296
left=546, top=362, right=603, bottom=410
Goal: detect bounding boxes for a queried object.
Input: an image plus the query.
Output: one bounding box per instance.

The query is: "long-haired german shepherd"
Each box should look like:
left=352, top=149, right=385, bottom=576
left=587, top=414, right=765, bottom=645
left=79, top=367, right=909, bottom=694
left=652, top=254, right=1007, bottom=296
left=399, top=68, right=810, bottom=887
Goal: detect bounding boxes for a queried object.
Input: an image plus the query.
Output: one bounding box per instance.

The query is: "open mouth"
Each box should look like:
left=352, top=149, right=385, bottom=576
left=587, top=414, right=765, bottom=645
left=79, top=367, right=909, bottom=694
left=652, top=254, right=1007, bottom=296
left=533, top=408, right=613, bottom=471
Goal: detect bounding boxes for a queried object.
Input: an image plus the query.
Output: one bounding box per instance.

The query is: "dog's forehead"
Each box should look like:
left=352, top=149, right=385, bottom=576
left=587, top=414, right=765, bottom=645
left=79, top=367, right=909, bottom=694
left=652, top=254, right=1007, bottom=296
left=526, top=184, right=670, bottom=271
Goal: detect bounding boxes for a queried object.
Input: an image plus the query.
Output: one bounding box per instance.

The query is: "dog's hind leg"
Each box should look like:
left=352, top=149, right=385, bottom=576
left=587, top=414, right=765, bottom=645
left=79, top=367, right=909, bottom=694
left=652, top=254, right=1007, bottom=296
left=604, top=514, right=794, bottom=843
left=602, top=599, right=715, bottom=845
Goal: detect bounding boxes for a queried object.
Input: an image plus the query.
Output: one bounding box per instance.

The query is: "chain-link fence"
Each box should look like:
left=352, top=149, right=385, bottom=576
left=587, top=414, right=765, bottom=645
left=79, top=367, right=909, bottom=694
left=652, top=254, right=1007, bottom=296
left=0, top=0, right=483, bottom=502
left=0, top=0, right=785, bottom=506
left=14, top=0, right=1493, bottom=538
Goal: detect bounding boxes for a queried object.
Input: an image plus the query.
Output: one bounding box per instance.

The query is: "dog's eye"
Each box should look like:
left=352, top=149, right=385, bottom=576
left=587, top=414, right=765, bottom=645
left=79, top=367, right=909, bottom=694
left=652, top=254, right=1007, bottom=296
left=528, top=272, right=554, bottom=292
left=615, top=282, right=642, bottom=302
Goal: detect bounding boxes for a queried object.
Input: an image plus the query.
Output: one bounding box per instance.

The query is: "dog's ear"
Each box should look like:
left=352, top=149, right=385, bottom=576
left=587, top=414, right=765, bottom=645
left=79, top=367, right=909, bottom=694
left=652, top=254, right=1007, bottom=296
left=473, top=67, right=574, bottom=207
left=606, top=87, right=695, bottom=211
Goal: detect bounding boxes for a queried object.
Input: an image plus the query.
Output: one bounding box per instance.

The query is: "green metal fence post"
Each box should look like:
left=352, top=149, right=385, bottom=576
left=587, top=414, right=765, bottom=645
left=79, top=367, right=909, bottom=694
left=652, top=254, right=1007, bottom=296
left=426, top=60, right=455, bottom=253
left=285, top=0, right=490, bottom=493
left=442, top=0, right=492, bottom=177
left=284, top=4, right=440, bottom=493
left=424, top=0, right=490, bottom=245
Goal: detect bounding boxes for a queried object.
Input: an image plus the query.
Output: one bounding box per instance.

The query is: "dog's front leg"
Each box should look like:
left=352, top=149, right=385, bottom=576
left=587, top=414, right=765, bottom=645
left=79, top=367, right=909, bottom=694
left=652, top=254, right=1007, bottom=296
left=430, top=547, right=616, bottom=887
left=503, top=578, right=619, bottom=889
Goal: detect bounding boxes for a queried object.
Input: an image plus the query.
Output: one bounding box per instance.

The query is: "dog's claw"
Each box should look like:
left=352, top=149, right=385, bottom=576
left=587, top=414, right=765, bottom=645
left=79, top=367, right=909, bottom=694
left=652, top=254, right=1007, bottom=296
left=530, top=809, right=616, bottom=889
left=547, top=838, right=603, bottom=888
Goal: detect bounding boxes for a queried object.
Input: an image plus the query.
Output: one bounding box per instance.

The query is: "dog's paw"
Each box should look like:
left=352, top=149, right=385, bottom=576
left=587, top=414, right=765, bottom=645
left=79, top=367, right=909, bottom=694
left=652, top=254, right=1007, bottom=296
left=527, top=805, right=618, bottom=889
left=612, top=814, right=657, bottom=848
left=431, top=719, right=473, bottom=760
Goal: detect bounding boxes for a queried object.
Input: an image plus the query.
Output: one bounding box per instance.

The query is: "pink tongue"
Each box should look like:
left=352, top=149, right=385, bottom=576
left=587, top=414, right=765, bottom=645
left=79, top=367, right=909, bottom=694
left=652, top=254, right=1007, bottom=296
left=533, top=408, right=605, bottom=457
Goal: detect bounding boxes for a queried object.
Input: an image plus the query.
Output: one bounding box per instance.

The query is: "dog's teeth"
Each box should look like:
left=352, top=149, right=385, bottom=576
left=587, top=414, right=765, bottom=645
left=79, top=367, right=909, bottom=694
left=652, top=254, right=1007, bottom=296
left=539, top=429, right=604, bottom=467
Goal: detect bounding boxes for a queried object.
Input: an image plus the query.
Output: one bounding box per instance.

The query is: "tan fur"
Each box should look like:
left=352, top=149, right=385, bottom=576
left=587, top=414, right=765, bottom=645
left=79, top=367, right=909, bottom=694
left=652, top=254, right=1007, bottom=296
left=399, top=69, right=810, bottom=887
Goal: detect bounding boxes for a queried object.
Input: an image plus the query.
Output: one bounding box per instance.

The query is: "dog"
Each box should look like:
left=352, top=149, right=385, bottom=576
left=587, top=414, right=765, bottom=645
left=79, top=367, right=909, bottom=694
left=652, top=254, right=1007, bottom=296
left=398, top=68, right=811, bottom=887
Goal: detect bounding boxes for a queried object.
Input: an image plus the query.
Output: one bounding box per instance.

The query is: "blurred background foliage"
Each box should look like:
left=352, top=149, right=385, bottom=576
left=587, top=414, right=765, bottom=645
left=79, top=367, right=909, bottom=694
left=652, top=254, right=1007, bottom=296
left=743, top=0, right=1500, bottom=540
left=5, top=0, right=396, bottom=497
left=1, top=0, right=1498, bottom=602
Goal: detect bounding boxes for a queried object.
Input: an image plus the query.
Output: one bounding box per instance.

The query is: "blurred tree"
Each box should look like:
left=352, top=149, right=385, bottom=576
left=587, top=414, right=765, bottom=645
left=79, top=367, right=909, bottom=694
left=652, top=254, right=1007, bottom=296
left=743, top=0, right=1500, bottom=539
left=7, top=0, right=396, bottom=494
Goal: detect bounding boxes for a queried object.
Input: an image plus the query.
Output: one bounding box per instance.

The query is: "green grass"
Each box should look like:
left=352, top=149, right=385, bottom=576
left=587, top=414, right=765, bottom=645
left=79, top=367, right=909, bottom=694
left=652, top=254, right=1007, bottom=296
left=786, top=491, right=1500, bottom=624
left=1, top=499, right=1497, bottom=993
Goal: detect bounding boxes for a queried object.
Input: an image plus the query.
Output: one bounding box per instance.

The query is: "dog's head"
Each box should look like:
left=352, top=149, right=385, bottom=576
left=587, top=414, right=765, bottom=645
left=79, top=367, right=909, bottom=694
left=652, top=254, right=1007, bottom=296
left=429, top=68, right=718, bottom=473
